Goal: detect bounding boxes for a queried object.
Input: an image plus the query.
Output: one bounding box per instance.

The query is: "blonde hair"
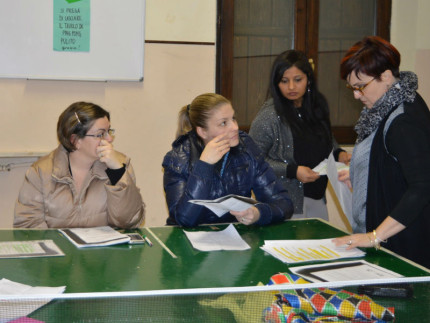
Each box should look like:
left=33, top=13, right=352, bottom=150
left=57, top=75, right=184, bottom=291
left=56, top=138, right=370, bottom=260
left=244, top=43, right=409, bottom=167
left=176, top=93, right=231, bottom=138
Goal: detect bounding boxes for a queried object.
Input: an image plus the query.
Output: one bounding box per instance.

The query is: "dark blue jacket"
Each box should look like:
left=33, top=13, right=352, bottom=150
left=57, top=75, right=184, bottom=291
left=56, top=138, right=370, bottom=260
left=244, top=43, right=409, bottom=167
left=162, top=131, right=293, bottom=227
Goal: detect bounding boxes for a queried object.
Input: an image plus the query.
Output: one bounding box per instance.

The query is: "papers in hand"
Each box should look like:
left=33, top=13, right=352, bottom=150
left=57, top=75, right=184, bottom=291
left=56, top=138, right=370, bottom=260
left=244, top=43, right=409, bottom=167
left=261, top=238, right=365, bottom=264
left=289, top=260, right=403, bottom=283
left=188, top=194, right=257, bottom=217
left=313, top=159, right=349, bottom=175
left=184, top=224, right=251, bottom=251
left=59, top=226, right=130, bottom=248
left=325, top=152, right=353, bottom=224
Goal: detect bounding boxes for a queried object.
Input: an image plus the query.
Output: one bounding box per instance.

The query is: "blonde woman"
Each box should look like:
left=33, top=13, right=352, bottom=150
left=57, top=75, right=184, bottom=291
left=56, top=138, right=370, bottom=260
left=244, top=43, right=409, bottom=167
left=162, top=93, right=293, bottom=227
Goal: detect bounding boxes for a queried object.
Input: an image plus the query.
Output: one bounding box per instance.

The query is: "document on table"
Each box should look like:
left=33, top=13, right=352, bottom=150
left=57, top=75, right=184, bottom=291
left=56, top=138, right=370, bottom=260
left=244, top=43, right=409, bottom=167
left=261, top=238, right=365, bottom=264
left=188, top=194, right=257, bottom=217
left=0, top=278, right=66, bottom=322
left=289, top=260, right=403, bottom=283
left=0, top=240, right=64, bottom=258
left=184, top=224, right=251, bottom=251
left=59, top=226, right=130, bottom=248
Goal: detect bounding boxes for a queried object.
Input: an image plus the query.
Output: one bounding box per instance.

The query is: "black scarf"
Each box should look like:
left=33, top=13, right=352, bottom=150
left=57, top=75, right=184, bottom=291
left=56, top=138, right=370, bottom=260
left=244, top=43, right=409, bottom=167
left=354, top=72, right=418, bottom=143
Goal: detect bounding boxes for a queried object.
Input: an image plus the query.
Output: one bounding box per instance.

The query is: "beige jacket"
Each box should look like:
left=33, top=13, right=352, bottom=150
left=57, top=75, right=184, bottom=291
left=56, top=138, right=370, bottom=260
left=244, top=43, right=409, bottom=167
left=14, top=145, right=145, bottom=228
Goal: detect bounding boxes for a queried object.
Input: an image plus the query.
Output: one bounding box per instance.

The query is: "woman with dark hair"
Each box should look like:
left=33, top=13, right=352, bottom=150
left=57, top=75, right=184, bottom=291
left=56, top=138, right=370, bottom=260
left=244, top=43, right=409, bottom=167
left=333, top=36, right=430, bottom=269
left=14, top=102, right=145, bottom=228
left=249, top=50, right=350, bottom=219
left=162, top=93, right=293, bottom=227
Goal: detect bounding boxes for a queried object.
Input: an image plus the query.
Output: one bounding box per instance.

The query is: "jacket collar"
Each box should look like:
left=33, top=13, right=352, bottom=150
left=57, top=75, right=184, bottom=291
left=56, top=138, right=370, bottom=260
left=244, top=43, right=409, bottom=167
left=174, top=131, right=245, bottom=167
left=52, top=145, right=108, bottom=182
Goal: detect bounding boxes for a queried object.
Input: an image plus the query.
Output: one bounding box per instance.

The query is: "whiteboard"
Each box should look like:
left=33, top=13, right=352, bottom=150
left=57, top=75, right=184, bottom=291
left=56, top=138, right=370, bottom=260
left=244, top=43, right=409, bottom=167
left=0, top=0, right=145, bottom=81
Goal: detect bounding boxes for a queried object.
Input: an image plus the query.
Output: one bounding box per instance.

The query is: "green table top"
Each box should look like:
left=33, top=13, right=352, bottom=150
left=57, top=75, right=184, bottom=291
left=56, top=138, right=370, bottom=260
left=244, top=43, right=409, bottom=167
left=1, top=219, right=429, bottom=322
left=0, top=219, right=428, bottom=293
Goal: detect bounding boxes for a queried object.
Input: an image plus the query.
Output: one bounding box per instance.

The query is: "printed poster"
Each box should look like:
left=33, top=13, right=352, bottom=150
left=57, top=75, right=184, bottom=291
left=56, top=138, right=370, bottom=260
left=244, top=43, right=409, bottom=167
left=53, top=0, right=90, bottom=52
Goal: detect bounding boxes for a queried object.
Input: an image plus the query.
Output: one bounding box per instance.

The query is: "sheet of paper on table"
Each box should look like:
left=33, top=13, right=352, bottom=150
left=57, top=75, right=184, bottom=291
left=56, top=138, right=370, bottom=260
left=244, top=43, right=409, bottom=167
left=0, top=240, right=64, bottom=258
left=184, top=224, right=251, bottom=251
left=289, top=260, right=403, bottom=283
left=0, top=278, right=66, bottom=322
left=261, top=238, right=365, bottom=264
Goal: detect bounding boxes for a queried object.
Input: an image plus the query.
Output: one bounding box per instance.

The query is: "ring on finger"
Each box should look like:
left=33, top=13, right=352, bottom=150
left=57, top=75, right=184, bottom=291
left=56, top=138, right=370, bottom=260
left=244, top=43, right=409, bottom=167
left=347, top=239, right=352, bottom=246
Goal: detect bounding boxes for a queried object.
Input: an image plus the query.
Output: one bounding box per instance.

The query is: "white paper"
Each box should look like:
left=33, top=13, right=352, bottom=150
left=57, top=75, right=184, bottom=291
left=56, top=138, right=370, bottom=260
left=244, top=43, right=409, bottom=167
left=0, top=240, right=64, bottom=258
left=59, top=226, right=130, bottom=248
left=261, top=238, right=365, bottom=264
left=326, top=152, right=353, bottom=223
left=0, top=278, right=66, bottom=322
left=183, top=224, right=251, bottom=251
left=313, top=159, right=349, bottom=175
left=289, top=260, right=403, bottom=283
left=189, top=194, right=257, bottom=217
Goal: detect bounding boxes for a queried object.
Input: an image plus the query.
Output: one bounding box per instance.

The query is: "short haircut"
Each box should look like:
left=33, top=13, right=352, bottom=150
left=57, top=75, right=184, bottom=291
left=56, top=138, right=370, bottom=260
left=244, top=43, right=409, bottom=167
left=57, top=102, right=110, bottom=152
left=340, top=36, right=401, bottom=81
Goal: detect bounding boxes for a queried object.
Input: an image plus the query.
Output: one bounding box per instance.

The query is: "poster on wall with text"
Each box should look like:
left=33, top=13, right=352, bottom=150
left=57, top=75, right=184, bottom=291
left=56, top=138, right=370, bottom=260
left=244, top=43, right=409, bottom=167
left=53, top=0, right=90, bottom=52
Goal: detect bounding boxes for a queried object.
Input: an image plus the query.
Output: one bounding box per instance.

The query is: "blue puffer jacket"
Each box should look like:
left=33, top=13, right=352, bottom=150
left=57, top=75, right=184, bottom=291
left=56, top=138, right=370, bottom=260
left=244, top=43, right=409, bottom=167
left=162, top=130, right=293, bottom=227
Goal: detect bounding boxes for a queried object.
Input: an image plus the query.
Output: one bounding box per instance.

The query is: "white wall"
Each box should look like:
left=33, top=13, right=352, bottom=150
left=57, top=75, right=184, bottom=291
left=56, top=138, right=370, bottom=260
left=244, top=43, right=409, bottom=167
left=1, top=0, right=429, bottom=229
left=146, top=0, right=216, bottom=42
left=0, top=0, right=217, bottom=228
left=391, top=0, right=430, bottom=104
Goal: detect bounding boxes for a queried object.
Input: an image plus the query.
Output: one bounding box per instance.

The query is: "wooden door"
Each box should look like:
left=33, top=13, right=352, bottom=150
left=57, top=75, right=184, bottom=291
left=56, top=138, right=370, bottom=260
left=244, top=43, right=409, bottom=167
left=217, top=0, right=391, bottom=143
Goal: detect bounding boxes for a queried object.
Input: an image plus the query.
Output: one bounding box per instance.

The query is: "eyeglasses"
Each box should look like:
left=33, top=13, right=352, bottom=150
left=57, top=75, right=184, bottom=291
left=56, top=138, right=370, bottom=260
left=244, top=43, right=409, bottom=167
left=346, top=78, right=375, bottom=95
left=85, top=129, right=115, bottom=139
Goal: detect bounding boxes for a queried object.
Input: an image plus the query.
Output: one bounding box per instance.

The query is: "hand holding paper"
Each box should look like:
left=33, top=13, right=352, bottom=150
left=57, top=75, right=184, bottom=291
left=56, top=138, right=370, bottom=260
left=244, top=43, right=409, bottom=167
left=188, top=194, right=257, bottom=217
left=324, top=152, right=353, bottom=224
left=312, top=158, right=349, bottom=176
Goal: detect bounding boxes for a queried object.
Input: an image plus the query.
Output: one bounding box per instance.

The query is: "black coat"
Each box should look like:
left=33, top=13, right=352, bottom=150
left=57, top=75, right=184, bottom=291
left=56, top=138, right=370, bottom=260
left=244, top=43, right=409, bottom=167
left=366, top=93, right=430, bottom=269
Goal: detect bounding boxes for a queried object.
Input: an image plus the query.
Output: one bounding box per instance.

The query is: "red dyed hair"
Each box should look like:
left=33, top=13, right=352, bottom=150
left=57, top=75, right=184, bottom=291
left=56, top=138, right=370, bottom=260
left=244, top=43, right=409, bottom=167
left=340, top=36, right=400, bottom=81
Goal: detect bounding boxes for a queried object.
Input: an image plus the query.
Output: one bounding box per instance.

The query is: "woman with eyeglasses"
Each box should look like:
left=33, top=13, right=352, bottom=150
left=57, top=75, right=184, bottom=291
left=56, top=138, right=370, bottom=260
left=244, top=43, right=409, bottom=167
left=332, top=36, right=430, bottom=269
left=14, top=101, right=145, bottom=228
left=249, top=50, right=350, bottom=220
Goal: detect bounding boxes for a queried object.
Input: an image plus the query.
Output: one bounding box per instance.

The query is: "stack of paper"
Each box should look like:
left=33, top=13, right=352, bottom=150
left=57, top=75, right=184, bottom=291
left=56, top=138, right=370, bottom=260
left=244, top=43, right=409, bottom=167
left=261, top=238, right=365, bottom=264
left=0, top=240, right=64, bottom=258
left=59, top=226, right=130, bottom=248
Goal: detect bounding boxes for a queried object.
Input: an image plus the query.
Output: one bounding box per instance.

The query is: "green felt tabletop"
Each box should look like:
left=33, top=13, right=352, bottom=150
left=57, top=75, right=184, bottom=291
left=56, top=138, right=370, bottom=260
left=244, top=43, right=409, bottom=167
left=0, top=219, right=428, bottom=293
left=0, top=219, right=428, bottom=322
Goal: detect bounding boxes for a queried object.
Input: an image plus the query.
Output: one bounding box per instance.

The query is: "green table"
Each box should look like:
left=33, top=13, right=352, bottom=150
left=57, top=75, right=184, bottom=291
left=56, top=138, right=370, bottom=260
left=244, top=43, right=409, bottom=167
left=1, top=219, right=429, bottom=322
